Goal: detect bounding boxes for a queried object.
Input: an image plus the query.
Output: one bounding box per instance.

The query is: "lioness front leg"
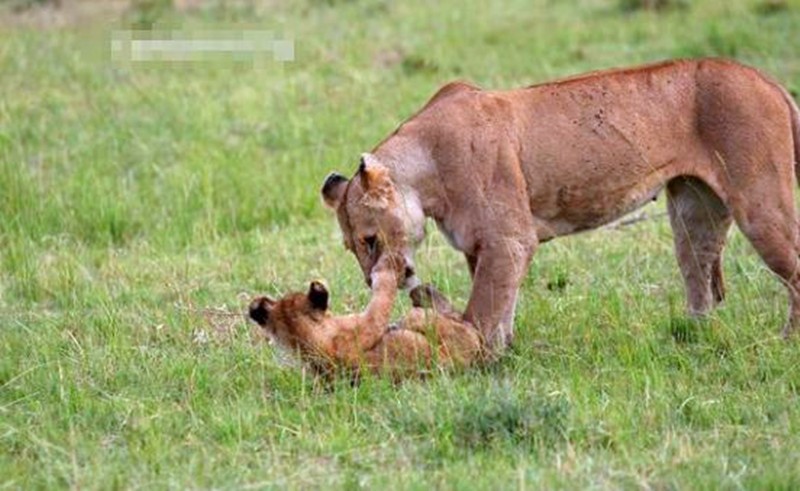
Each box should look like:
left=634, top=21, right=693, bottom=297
left=463, top=236, right=536, bottom=355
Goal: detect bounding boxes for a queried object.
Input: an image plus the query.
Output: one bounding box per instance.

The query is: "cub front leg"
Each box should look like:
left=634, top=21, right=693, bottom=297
left=463, top=236, right=536, bottom=356
left=333, top=253, right=404, bottom=365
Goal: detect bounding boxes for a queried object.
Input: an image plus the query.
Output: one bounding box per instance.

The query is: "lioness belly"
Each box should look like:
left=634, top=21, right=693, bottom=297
left=532, top=179, right=665, bottom=240
left=526, top=139, right=681, bottom=241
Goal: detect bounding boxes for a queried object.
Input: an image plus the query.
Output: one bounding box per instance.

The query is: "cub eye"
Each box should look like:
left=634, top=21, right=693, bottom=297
left=363, top=235, right=378, bottom=255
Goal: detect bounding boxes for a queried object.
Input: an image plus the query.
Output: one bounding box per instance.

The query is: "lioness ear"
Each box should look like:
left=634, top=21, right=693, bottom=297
left=358, top=153, right=390, bottom=190
left=321, top=172, right=349, bottom=209
left=248, top=296, right=275, bottom=326
left=358, top=153, right=394, bottom=209
left=308, top=281, right=329, bottom=311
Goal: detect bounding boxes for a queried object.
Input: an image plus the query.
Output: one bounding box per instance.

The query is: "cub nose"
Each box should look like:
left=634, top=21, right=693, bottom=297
left=404, top=266, right=415, bottom=278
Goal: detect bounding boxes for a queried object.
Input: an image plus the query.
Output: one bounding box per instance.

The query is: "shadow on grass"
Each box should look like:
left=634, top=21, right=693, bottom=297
left=663, top=314, right=733, bottom=358
left=617, top=0, right=689, bottom=12
left=383, top=380, right=569, bottom=455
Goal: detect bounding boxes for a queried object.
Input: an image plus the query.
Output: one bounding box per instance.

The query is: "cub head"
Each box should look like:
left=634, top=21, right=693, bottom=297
left=321, top=153, right=424, bottom=288
left=247, top=281, right=330, bottom=350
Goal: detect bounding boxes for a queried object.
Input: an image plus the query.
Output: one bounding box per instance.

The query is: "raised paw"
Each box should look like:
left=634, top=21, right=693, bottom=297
left=371, top=253, right=408, bottom=286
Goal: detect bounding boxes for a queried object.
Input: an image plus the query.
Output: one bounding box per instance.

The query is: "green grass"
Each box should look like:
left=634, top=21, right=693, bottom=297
left=2, top=0, right=800, bottom=488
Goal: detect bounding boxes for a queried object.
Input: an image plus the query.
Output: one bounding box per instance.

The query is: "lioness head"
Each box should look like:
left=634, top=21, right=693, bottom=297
left=321, top=153, right=424, bottom=288
left=248, top=281, right=330, bottom=351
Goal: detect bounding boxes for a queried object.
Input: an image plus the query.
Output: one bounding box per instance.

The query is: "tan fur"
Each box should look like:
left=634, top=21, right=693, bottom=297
left=248, top=257, right=482, bottom=380
left=322, top=58, right=800, bottom=353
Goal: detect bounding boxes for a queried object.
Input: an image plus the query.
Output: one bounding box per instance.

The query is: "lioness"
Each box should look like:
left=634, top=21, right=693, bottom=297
left=247, top=256, right=482, bottom=380
left=321, top=58, right=800, bottom=353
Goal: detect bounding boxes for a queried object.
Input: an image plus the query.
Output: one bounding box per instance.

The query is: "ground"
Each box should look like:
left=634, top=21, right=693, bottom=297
left=2, top=0, right=800, bottom=488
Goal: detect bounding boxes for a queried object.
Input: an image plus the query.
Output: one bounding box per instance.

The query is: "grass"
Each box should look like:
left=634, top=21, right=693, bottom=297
left=2, top=0, right=800, bottom=488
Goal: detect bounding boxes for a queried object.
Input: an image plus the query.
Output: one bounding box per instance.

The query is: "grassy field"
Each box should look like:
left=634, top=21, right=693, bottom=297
left=3, top=0, right=800, bottom=488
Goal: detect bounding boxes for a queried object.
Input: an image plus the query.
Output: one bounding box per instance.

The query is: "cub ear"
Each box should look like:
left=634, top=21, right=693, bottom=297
left=248, top=296, right=275, bottom=326
left=321, top=172, right=349, bottom=209
left=307, top=280, right=329, bottom=311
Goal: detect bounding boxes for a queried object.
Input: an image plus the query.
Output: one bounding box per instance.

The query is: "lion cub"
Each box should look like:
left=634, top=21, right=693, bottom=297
left=248, top=258, right=482, bottom=379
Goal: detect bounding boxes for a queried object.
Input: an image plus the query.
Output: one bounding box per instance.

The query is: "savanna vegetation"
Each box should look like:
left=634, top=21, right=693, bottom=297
left=2, top=0, right=800, bottom=488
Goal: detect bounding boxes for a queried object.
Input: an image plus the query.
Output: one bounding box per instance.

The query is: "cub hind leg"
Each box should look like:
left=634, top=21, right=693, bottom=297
left=667, top=176, right=733, bottom=316
left=410, top=284, right=457, bottom=316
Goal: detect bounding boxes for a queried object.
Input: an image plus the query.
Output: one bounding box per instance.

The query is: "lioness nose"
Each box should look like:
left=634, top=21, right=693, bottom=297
left=366, top=276, right=373, bottom=288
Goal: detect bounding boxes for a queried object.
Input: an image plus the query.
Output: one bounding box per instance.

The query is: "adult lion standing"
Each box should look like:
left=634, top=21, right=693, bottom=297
left=321, top=58, right=800, bottom=354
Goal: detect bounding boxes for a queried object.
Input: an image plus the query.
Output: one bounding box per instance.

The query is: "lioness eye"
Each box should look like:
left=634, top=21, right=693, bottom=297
left=363, top=235, right=378, bottom=254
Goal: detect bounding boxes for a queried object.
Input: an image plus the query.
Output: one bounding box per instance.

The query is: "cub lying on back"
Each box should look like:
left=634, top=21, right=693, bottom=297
left=247, top=257, right=482, bottom=379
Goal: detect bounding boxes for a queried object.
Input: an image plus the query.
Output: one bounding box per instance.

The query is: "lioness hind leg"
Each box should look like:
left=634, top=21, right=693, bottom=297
left=733, top=190, right=800, bottom=338
left=667, top=177, right=733, bottom=316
